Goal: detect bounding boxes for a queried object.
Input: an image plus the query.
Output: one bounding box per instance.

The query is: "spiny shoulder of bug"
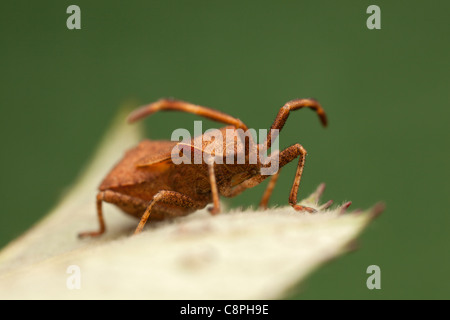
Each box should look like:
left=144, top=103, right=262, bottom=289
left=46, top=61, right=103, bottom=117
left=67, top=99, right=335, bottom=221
left=187, top=125, right=260, bottom=156
left=168, top=127, right=279, bottom=190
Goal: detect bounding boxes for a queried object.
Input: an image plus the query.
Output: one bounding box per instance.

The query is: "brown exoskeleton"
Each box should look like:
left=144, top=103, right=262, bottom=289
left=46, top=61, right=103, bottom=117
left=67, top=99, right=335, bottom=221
left=79, top=98, right=327, bottom=237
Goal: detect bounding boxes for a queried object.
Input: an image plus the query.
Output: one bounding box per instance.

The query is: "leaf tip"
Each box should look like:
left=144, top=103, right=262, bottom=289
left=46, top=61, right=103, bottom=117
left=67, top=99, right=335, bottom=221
left=369, top=202, right=386, bottom=220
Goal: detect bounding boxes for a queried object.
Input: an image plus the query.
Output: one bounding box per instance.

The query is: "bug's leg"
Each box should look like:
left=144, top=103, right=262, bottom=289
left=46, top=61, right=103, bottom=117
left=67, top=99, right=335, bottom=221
left=250, top=98, right=327, bottom=211
left=258, top=171, right=280, bottom=209
left=134, top=191, right=202, bottom=235
left=224, top=144, right=315, bottom=212
left=78, top=192, right=107, bottom=238
left=254, top=143, right=315, bottom=212
left=79, top=190, right=149, bottom=238
left=207, top=160, right=221, bottom=215
left=127, top=98, right=249, bottom=130
left=283, top=144, right=316, bottom=213
left=262, top=98, right=327, bottom=150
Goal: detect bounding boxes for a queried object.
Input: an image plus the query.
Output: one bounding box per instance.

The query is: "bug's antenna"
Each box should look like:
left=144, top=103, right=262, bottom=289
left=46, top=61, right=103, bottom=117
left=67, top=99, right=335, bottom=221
left=262, top=98, right=327, bottom=149
left=127, top=98, right=248, bottom=130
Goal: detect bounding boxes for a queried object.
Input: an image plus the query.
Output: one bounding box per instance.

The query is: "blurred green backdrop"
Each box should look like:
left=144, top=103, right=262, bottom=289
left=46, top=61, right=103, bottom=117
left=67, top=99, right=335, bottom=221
left=0, top=1, right=449, bottom=299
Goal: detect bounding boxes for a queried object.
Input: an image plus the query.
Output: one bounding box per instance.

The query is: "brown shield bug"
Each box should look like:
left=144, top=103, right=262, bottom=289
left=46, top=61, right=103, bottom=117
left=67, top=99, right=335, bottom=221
left=79, top=98, right=327, bottom=237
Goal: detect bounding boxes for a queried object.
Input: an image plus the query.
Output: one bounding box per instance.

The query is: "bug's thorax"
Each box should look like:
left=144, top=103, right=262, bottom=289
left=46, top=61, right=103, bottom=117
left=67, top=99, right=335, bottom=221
left=176, top=126, right=262, bottom=194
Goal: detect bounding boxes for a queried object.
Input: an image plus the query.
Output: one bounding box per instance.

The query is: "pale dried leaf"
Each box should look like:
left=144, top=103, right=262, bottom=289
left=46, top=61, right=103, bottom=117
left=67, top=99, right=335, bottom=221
left=0, top=107, right=382, bottom=300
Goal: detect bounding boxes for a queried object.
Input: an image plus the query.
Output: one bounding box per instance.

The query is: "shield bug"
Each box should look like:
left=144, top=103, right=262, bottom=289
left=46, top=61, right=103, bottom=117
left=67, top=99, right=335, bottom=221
left=79, top=98, right=327, bottom=237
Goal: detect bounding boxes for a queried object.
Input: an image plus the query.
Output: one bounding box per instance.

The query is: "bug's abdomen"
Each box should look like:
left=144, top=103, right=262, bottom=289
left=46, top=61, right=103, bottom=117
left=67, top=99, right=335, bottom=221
left=101, top=186, right=206, bottom=221
left=98, top=139, right=177, bottom=191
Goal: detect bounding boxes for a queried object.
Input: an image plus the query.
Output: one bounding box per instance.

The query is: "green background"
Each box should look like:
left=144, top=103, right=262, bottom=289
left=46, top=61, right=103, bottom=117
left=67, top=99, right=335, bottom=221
left=1, top=1, right=449, bottom=299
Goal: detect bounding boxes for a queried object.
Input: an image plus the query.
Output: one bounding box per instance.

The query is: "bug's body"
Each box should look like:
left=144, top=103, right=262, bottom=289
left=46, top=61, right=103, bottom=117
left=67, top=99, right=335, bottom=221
left=99, top=140, right=186, bottom=220
left=79, top=98, right=327, bottom=237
